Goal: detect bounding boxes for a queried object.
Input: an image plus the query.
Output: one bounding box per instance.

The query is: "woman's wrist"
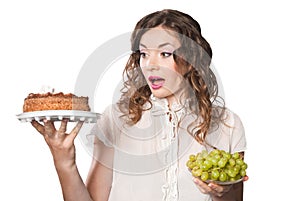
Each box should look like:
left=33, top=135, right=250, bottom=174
left=53, top=157, right=77, bottom=172
left=50, top=146, right=77, bottom=171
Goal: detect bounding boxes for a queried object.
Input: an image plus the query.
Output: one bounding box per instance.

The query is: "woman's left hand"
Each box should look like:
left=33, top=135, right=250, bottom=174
left=193, top=176, right=249, bottom=198
left=193, top=177, right=232, bottom=197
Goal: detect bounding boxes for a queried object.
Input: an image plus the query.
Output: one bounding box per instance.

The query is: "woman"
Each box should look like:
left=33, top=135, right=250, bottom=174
left=31, top=9, right=247, bottom=201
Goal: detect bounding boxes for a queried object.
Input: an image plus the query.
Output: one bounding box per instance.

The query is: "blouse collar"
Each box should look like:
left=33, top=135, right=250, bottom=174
left=149, top=94, right=192, bottom=116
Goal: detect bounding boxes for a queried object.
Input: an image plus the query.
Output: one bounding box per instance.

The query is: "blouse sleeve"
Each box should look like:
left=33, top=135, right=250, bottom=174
left=229, top=111, right=247, bottom=153
left=88, top=104, right=116, bottom=148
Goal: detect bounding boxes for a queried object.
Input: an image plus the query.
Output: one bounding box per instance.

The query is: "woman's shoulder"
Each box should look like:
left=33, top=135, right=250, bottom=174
left=213, top=106, right=243, bottom=128
left=223, top=107, right=243, bottom=126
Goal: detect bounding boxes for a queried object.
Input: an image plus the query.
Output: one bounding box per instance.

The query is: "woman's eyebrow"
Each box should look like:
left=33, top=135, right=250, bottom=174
left=158, top=43, right=174, bottom=48
left=139, top=43, right=147, bottom=49
left=139, top=42, right=175, bottom=49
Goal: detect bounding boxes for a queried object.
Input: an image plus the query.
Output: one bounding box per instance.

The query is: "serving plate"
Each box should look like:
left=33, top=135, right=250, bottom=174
left=16, top=110, right=99, bottom=123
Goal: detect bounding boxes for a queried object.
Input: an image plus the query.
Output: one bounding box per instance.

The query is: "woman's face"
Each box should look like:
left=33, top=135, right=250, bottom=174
left=139, top=27, right=187, bottom=103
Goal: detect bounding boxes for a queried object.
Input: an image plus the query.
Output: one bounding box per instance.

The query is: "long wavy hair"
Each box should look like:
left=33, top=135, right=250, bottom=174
left=117, top=9, right=226, bottom=145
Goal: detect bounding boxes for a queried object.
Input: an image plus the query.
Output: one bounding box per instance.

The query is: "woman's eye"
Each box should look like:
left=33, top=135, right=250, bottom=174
left=139, top=52, right=146, bottom=58
left=161, top=52, right=173, bottom=57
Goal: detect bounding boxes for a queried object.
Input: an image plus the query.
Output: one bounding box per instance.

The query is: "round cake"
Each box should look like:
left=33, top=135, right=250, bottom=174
left=23, top=92, right=91, bottom=112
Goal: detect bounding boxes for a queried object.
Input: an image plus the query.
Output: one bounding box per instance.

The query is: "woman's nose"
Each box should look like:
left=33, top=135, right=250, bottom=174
left=146, top=55, right=160, bottom=70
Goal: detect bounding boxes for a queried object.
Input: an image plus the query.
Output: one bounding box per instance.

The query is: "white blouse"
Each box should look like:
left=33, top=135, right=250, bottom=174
left=88, top=96, right=246, bottom=201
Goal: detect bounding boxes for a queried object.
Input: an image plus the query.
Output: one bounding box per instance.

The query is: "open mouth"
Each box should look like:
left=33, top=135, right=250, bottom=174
left=148, top=76, right=165, bottom=89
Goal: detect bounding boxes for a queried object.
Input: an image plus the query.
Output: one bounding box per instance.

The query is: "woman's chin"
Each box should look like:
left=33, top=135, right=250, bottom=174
left=150, top=88, right=176, bottom=101
left=151, top=89, right=170, bottom=99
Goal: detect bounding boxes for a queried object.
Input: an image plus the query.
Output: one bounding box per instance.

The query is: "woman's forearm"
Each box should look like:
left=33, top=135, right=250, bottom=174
left=30, top=120, right=93, bottom=200
left=55, top=162, right=93, bottom=201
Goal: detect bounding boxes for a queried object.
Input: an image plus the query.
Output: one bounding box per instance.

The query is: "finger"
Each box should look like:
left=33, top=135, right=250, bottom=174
left=58, top=119, right=68, bottom=133
left=208, top=182, right=232, bottom=197
left=243, top=175, right=249, bottom=181
left=31, top=120, right=45, bottom=135
left=208, top=183, right=227, bottom=194
left=69, top=121, right=84, bottom=140
left=193, top=177, right=212, bottom=194
left=43, top=119, right=56, bottom=136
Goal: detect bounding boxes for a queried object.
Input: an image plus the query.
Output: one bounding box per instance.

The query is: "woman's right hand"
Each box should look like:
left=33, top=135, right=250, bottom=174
left=31, top=119, right=84, bottom=168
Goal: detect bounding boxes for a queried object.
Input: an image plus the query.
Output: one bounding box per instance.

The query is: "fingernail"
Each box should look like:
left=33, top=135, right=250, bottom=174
left=208, top=183, right=217, bottom=190
left=193, top=178, right=199, bottom=184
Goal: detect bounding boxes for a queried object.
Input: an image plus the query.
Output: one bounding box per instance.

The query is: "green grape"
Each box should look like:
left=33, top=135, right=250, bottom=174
left=233, top=165, right=241, bottom=173
left=227, top=168, right=237, bottom=178
left=229, top=158, right=236, bottom=166
left=219, top=172, right=227, bottom=182
left=225, top=164, right=231, bottom=170
left=241, top=163, right=248, bottom=170
left=189, top=154, right=196, bottom=161
left=223, top=153, right=232, bottom=160
left=229, top=177, right=237, bottom=182
left=214, top=154, right=221, bottom=160
left=211, top=157, right=219, bottom=166
left=196, top=153, right=203, bottom=160
left=186, top=160, right=191, bottom=167
left=234, top=174, right=241, bottom=180
left=206, top=156, right=214, bottom=162
left=192, top=168, right=202, bottom=177
left=195, top=159, right=203, bottom=167
left=203, top=160, right=213, bottom=169
left=227, top=168, right=238, bottom=177
left=200, top=163, right=209, bottom=171
left=186, top=160, right=196, bottom=169
left=236, top=158, right=244, bottom=166
left=211, top=169, right=220, bottom=180
left=218, top=158, right=228, bottom=168
left=240, top=169, right=246, bottom=177
left=232, top=152, right=240, bottom=159
left=201, top=172, right=209, bottom=181
left=211, top=149, right=221, bottom=156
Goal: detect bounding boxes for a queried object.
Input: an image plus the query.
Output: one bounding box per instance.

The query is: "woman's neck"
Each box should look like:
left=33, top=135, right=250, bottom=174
left=166, top=86, right=190, bottom=109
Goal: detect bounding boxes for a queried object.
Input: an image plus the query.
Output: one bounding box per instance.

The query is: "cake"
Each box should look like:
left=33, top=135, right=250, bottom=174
left=23, top=92, right=91, bottom=112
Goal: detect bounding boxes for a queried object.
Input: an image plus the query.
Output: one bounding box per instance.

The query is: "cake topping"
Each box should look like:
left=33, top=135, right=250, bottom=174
left=23, top=92, right=91, bottom=112
left=40, top=85, right=55, bottom=94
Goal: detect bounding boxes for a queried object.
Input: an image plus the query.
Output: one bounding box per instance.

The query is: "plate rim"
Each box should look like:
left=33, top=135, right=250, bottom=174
left=16, top=110, right=100, bottom=123
left=16, top=110, right=99, bottom=116
left=203, top=177, right=244, bottom=185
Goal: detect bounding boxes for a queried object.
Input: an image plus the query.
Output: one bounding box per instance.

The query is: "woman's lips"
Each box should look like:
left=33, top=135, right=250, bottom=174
left=148, top=76, right=165, bottom=90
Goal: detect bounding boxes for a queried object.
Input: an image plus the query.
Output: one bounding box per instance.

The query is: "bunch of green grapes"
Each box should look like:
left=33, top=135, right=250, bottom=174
left=186, top=149, right=247, bottom=183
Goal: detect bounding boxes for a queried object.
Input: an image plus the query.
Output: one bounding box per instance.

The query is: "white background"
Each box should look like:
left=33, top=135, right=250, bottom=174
left=1, top=0, right=299, bottom=200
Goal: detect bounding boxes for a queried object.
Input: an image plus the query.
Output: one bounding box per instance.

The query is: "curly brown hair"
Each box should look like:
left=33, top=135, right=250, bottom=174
left=118, top=9, right=226, bottom=144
